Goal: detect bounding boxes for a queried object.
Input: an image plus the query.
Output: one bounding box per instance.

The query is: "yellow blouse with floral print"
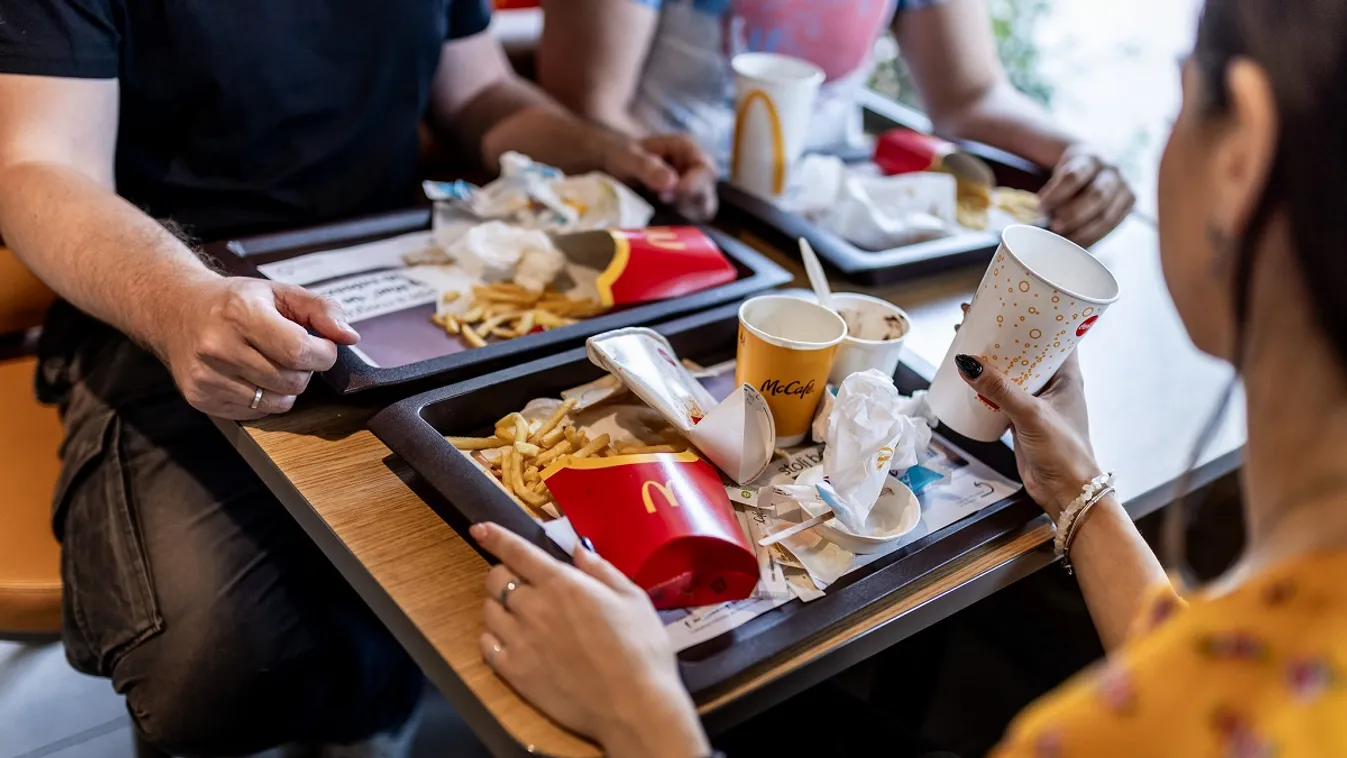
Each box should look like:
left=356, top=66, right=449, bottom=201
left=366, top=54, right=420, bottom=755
left=992, top=552, right=1347, bottom=758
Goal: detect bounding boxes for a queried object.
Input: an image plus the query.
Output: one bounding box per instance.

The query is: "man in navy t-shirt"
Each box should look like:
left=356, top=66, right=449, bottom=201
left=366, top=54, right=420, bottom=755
left=0, top=1, right=716, bottom=754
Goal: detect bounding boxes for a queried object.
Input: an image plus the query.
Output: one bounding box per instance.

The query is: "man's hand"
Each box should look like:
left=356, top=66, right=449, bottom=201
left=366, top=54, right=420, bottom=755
left=154, top=278, right=360, bottom=420
left=603, top=134, right=719, bottom=221
left=1038, top=144, right=1136, bottom=248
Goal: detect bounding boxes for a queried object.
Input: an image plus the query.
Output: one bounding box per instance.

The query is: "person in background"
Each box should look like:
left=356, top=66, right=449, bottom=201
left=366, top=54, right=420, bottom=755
left=0, top=0, right=714, bottom=754
left=539, top=0, right=1136, bottom=248
left=477, top=0, right=1347, bottom=754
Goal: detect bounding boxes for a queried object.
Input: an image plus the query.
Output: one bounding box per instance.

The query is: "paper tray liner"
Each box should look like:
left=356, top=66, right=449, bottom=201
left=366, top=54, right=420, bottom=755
left=368, top=305, right=1036, bottom=697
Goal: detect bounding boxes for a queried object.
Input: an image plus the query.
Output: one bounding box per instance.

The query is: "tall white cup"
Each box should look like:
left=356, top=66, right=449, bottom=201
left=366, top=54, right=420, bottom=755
left=730, top=53, right=824, bottom=199
left=926, top=225, right=1121, bottom=442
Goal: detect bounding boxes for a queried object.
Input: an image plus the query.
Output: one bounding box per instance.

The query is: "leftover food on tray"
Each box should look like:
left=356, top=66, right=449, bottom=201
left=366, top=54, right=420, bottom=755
left=439, top=330, right=1009, bottom=617
left=993, top=188, right=1043, bottom=225
left=396, top=155, right=738, bottom=351
left=783, top=154, right=1045, bottom=251
left=449, top=398, right=693, bottom=519
left=425, top=151, right=655, bottom=236
left=429, top=283, right=608, bottom=346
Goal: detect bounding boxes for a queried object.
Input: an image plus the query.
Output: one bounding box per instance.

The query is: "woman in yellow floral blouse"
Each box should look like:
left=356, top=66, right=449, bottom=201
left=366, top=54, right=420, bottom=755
left=465, top=0, right=1347, bottom=755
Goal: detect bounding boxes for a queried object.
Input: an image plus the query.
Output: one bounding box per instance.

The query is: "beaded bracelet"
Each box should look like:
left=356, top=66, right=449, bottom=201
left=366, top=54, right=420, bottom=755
left=1061, top=485, right=1115, bottom=575
left=1053, top=471, right=1114, bottom=558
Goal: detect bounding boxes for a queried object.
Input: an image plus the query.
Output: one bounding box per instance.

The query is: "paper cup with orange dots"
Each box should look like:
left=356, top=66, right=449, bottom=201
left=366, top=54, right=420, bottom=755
left=926, top=225, right=1120, bottom=442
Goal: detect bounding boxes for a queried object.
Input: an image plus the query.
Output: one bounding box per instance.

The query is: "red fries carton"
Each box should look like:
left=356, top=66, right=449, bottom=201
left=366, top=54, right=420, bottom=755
left=542, top=451, right=759, bottom=609
left=553, top=227, right=738, bottom=308
left=873, top=129, right=995, bottom=187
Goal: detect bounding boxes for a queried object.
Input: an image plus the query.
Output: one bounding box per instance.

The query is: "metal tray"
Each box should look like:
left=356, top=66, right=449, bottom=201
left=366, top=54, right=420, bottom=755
left=368, top=305, right=1039, bottom=698
left=718, top=92, right=1047, bottom=286
left=205, top=207, right=792, bottom=395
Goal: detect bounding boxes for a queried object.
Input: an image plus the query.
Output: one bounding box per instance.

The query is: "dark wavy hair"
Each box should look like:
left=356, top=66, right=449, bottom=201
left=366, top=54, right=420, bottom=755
left=1165, top=0, right=1347, bottom=576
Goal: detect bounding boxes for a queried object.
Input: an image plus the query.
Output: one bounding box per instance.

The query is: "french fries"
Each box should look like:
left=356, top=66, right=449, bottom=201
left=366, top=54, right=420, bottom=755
left=432, top=283, right=609, bottom=349
left=447, top=436, right=511, bottom=450
left=445, top=399, right=691, bottom=520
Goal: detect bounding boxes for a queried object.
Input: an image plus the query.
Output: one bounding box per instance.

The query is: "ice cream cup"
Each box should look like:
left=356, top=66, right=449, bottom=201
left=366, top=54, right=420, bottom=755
left=926, top=225, right=1120, bottom=442
left=827, top=293, right=911, bottom=385
left=736, top=295, right=847, bottom=447
left=730, top=52, right=824, bottom=199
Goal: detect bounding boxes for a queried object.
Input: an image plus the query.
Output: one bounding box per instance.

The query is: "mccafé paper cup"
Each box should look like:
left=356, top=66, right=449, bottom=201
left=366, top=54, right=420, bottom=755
left=926, top=225, right=1120, bottom=442
left=736, top=295, right=847, bottom=447
left=730, top=53, right=824, bottom=199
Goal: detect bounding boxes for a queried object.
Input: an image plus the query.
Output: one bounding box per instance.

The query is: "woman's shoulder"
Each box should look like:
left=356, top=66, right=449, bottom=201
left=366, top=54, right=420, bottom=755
left=993, top=552, right=1347, bottom=758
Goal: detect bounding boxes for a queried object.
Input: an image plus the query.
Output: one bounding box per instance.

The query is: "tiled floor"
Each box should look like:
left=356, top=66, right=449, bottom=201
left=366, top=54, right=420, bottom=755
left=0, top=642, right=491, bottom=758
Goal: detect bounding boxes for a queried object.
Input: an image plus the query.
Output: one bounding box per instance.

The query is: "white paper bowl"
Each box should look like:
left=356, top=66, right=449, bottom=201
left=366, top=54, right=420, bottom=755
left=794, top=466, right=922, bottom=554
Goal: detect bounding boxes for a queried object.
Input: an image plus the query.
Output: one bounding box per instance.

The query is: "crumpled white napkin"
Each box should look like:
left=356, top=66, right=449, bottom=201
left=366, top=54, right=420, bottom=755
left=442, top=221, right=565, bottom=292
left=788, top=155, right=958, bottom=250
left=778, top=370, right=932, bottom=535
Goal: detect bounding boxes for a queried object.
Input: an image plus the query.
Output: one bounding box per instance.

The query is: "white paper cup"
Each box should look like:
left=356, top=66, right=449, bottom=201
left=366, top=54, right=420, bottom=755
left=927, top=225, right=1120, bottom=442
left=730, top=53, right=824, bottom=199
left=828, top=293, right=911, bottom=385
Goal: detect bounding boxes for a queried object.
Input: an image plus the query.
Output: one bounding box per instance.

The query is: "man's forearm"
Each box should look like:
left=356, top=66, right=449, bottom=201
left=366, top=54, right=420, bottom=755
left=928, top=82, right=1077, bottom=169
left=443, top=76, right=623, bottom=175
left=0, top=160, right=217, bottom=353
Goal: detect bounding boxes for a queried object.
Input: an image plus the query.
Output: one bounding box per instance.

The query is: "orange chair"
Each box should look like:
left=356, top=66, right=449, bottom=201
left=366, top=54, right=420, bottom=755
left=0, top=246, right=63, bottom=639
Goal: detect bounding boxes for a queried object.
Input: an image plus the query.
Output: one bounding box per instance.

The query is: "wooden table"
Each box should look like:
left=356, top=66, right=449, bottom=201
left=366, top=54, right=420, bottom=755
left=216, top=215, right=1244, bottom=757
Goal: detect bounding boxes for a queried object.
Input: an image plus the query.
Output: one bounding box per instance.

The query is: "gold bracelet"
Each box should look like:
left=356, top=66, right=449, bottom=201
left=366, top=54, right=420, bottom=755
left=1061, top=485, right=1115, bottom=575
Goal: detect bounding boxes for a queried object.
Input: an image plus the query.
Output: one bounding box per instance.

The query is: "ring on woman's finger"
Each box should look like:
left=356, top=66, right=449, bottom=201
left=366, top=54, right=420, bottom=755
left=250, top=386, right=265, bottom=410
left=499, top=577, right=523, bottom=611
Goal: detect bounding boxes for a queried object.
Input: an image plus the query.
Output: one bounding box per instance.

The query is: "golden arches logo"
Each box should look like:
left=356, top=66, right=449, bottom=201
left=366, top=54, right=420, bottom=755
left=643, top=228, right=687, bottom=251
left=641, top=480, right=682, bottom=514
left=875, top=446, right=894, bottom=471
left=731, top=89, right=786, bottom=195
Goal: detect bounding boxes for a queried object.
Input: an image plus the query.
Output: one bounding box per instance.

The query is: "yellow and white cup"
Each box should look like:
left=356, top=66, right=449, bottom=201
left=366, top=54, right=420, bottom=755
left=926, top=225, right=1121, bottom=442
left=730, top=52, right=824, bottom=199
left=736, top=295, right=847, bottom=447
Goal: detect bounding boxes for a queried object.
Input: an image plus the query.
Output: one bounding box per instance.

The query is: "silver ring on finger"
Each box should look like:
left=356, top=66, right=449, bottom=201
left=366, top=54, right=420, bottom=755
left=250, top=386, right=265, bottom=410
left=499, top=578, right=523, bottom=611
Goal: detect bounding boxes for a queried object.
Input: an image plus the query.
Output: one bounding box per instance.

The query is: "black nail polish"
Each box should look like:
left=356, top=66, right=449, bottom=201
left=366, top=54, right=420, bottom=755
left=955, top=354, right=983, bottom=379
left=580, top=536, right=596, bottom=552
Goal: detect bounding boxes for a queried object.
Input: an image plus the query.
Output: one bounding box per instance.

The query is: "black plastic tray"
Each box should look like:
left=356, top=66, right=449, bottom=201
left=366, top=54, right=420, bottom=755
left=718, top=93, right=1047, bottom=286
left=369, top=304, right=1039, bottom=698
left=205, top=207, right=792, bottom=395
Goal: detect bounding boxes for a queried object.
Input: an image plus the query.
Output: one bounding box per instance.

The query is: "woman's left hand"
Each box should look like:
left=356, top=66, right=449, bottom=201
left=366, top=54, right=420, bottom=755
left=471, top=523, right=711, bottom=758
left=1038, top=143, right=1136, bottom=248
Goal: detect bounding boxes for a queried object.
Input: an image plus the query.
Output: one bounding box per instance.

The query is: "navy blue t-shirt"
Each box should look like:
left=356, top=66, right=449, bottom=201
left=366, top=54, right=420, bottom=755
left=0, top=0, right=491, bottom=403
left=0, top=0, right=492, bottom=239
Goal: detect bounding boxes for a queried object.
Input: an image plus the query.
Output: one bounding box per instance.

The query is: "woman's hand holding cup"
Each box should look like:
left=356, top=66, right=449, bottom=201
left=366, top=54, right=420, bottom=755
left=953, top=351, right=1103, bottom=520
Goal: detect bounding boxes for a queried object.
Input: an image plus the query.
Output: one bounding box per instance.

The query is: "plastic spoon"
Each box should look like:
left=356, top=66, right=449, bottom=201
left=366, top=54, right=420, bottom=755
left=798, top=237, right=833, bottom=311
left=757, top=482, right=837, bottom=547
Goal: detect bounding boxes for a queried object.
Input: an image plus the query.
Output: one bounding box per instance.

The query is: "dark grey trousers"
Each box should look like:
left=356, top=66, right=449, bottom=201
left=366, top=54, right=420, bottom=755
left=50, top=333, right=421, bottom=757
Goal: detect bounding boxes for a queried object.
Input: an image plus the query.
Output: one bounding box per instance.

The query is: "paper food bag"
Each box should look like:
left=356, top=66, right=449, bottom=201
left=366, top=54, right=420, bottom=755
left=552, top=227, right=737, bottom=308
left=424, top=152, right=656, bottom=232
left=542, top=451, right=759, bottom=609
left=587, top=328, right=776, bottom=484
